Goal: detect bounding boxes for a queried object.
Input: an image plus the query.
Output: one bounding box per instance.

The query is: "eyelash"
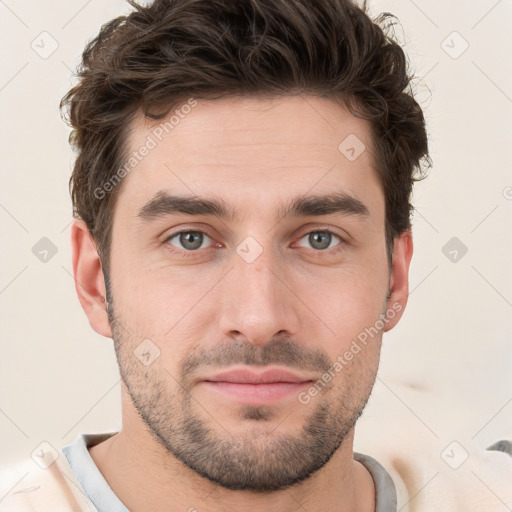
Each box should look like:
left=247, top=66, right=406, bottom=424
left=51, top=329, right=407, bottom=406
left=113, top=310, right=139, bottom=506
left=162, top=227, right=346, bottom=258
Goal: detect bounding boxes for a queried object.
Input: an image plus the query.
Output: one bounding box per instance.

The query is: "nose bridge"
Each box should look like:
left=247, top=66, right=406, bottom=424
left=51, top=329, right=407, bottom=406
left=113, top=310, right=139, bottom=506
left=219, top=234, right=299, bottom=344
left=236, top=236, right=284, bottom=314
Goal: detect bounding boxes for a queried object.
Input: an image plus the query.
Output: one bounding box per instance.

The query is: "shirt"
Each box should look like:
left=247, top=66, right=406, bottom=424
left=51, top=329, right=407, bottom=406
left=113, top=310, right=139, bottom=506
left=0, top=431, right=398, bottom=511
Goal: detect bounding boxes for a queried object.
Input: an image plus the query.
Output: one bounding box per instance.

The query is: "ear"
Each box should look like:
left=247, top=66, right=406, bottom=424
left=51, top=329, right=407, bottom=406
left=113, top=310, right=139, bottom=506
left=70, top=219, right=112, bottom=338
left=383, top=230, right=413, bottom=332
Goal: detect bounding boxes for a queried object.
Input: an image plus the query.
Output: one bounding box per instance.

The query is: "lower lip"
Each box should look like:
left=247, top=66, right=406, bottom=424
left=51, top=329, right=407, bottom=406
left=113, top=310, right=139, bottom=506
left=202, top=381, right=311, bottom=405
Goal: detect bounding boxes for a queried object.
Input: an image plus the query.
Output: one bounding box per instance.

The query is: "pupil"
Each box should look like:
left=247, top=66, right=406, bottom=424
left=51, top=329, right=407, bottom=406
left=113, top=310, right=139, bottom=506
left=182, top=232, right=201, bottom=250
left=311, top=232, right=330, bottom=250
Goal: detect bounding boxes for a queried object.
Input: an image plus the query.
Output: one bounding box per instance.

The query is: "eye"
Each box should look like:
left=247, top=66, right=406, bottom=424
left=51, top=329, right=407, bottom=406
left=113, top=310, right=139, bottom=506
left=165, top=230, right=216, bottom=252
left=296, top=230, right=343, bottom=252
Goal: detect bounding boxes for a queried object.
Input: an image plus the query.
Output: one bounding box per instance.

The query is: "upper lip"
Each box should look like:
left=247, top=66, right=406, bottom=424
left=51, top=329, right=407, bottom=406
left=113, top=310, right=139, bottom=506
left=202, top=367, right=315, bottom=384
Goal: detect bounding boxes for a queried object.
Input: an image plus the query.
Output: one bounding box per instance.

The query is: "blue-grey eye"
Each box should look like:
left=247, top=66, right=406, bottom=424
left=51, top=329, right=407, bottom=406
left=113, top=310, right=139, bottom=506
left=168, top=231, right=212, bottom=251
left=297, top=231, right=341, bottom=251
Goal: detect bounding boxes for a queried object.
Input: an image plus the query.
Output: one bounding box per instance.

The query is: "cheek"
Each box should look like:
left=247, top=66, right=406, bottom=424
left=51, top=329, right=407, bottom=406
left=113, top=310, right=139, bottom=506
left=300, top=262, right=388, bottom=328
left=305, top=284, right=388, bottom=376
left=110, top=264, right=218, bottom=352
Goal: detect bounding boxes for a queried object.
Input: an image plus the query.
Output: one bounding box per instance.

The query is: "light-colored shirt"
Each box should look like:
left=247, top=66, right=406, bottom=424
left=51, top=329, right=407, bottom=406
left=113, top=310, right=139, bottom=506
left=1, top=431, right=511, bottom=511
left=0, top=431, right=398, bottom=511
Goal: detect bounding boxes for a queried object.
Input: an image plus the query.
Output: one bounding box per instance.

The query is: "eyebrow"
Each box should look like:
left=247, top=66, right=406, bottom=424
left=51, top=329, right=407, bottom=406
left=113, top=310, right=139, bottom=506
left=137, top=190, right=370, bottom=223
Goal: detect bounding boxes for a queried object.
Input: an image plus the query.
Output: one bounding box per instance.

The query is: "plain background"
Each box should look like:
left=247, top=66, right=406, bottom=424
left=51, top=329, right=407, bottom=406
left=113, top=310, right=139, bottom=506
left=0, top=0, right=511, bottom=501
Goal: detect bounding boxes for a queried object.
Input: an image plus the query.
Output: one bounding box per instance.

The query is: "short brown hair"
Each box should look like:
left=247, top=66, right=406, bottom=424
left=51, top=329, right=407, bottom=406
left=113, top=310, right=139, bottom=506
left=60, top=0, right=430, bottom=282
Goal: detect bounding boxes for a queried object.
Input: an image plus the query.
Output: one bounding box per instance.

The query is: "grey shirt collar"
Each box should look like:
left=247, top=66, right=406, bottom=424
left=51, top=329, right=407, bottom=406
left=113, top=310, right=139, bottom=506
left=63, top=433, right=397, bottom=512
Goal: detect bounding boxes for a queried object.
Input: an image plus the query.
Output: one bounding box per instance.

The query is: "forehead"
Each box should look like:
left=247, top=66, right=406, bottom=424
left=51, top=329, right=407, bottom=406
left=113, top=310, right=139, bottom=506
left=116, top=95, right=382, bottom=222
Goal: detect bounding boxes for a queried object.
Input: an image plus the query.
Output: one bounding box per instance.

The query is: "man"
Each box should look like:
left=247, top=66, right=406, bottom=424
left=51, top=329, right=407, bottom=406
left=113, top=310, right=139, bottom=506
left=1, top=0, right=510, bottom=510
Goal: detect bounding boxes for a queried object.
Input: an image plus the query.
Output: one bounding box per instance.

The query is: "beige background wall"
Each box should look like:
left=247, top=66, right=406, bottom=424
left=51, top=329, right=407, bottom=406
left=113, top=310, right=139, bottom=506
left=1, top=0, right=511, bottom=499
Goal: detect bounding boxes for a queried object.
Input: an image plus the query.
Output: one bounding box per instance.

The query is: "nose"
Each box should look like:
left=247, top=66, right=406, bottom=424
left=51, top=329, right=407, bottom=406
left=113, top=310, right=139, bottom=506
left=218, top=243, right=301, bottom=346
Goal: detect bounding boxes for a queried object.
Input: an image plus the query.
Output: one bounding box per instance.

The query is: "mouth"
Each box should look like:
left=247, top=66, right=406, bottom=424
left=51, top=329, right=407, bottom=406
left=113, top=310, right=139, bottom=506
left=200, top=367, right=315, bottom=405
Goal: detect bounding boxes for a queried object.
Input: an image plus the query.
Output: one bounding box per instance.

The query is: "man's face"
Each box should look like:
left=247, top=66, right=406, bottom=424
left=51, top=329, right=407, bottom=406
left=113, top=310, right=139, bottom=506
left=105, top=96, right=400, bottom=491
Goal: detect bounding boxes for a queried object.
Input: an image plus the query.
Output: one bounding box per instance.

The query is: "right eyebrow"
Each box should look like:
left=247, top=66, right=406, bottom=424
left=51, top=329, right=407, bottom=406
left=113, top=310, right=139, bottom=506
left=137, top=191, right=240, bottom=222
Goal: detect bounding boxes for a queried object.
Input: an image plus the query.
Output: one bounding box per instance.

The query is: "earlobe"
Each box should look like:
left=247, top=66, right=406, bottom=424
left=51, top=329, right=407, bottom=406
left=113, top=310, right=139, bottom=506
left=384, top=230, right=413, bottom=332
left=70, top=219, right=113, bottom=338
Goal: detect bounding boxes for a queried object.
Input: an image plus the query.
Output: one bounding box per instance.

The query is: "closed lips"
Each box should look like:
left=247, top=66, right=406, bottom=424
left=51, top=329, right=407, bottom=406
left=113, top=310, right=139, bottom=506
left=202, top=368, right=314, bottom=384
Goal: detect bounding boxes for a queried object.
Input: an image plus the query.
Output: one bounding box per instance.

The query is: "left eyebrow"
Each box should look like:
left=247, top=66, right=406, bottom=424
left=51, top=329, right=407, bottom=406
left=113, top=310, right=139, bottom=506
left=278, top=192, right=370, bottom=219
left=136, top=190, right=370, bottom=223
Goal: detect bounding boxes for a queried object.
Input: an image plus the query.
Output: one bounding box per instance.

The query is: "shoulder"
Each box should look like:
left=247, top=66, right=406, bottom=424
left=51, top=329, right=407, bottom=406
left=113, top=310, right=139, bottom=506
left=0, top=449, right=96, bottom=512
left=363, top=439, right=512, bottom=511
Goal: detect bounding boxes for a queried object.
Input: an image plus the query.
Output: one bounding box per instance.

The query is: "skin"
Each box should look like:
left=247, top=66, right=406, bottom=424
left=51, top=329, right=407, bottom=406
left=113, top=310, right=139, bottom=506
left=71, top=95, right=413, bottom=512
